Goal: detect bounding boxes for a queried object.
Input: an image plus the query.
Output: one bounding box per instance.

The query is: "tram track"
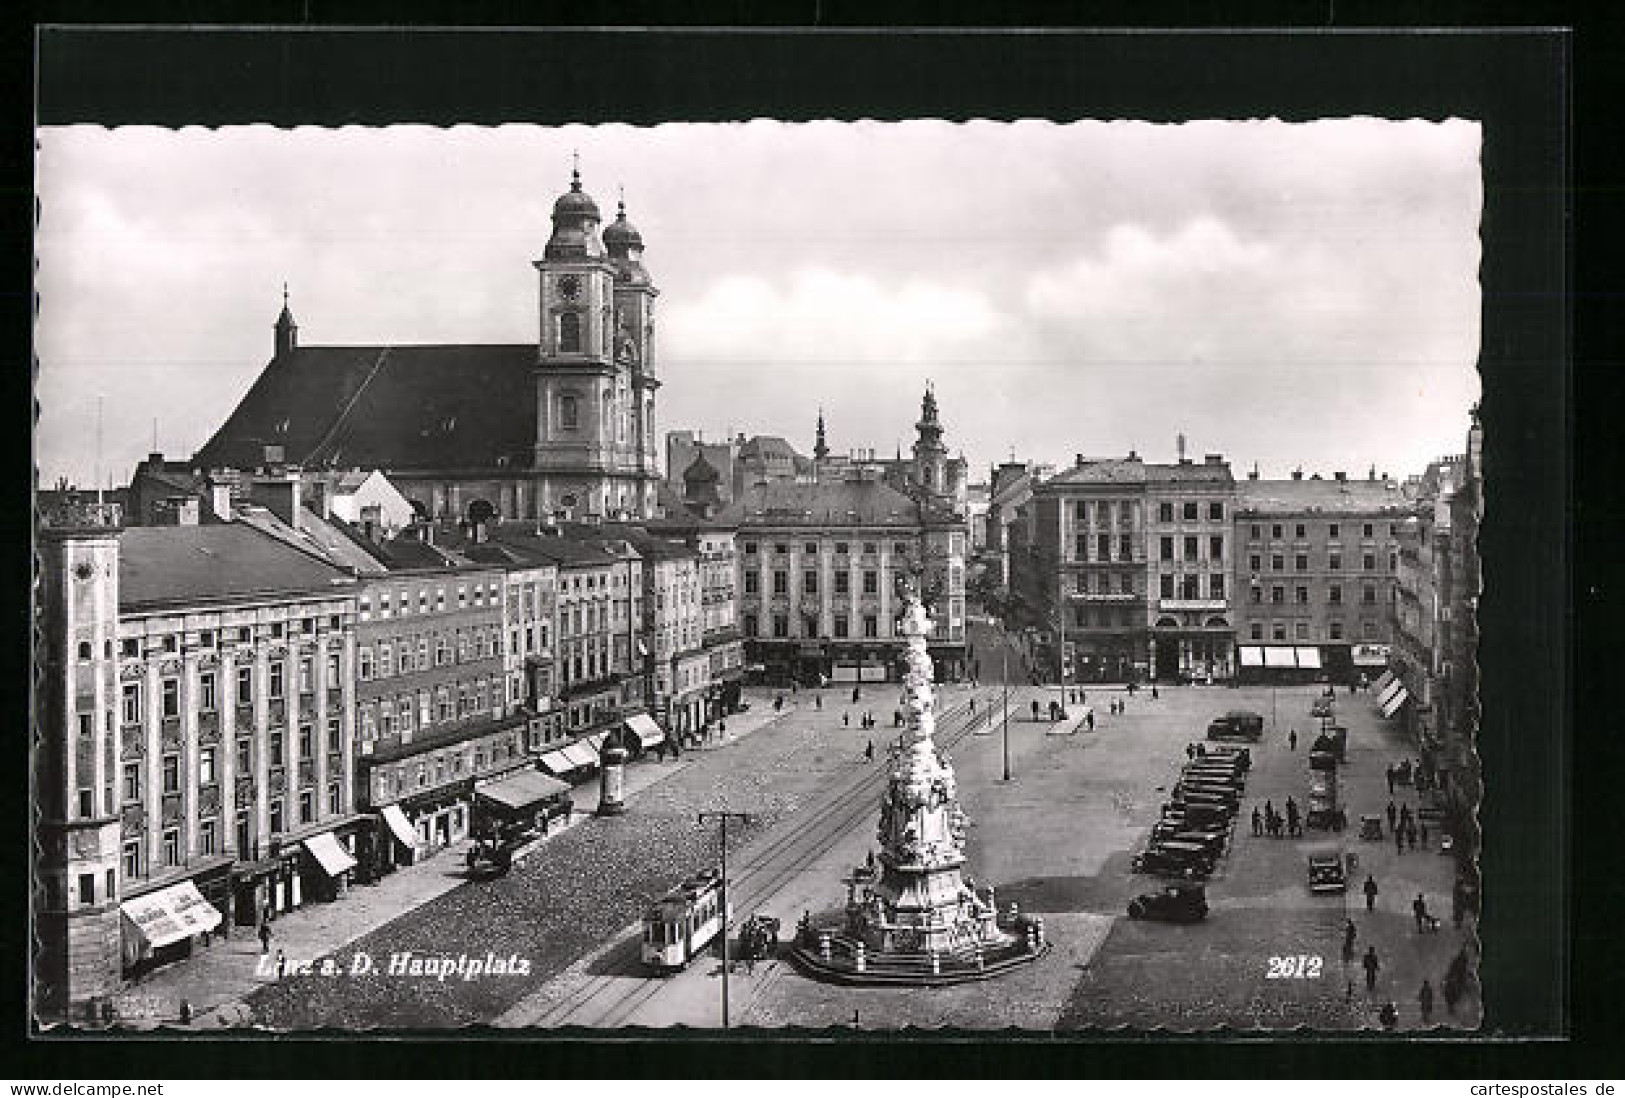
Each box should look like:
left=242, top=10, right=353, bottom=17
left=503, top=693, right=1001, bottom=1029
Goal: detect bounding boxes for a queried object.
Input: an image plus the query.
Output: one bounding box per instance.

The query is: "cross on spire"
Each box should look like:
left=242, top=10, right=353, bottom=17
left=571, top=149, right=581, bottom=189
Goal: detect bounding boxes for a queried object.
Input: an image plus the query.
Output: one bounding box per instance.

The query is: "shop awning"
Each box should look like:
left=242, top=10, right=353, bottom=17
left=560, top=742, right=599, bottom=769
left=302, top=831, right=358, bottom=877
left=1370, top=670, right=1396, bottom=695
left=1263, top=647, right=1297, bottom=668
left=1295, top=647, right=1323, bottom=669
left=120, top=880, right=222, bottom=949
left=1376, top=677, right=1404, bottom=710
left=537, top=750, right=573, bottom=776
left=1380, top=685, right=1410, bottom=718
left=586, top=732, right=608, bottom=753
left=1239, top=646, right=1263, bottom=667
left=636, top=639, right=649, bottom=657
left=478, top=768, right=571, bottom=812
left=623, top=712, right=666, bottom=749
left=1353, top=644, right=1392, bottom=667
left=380, top=804, right=417, bottom=849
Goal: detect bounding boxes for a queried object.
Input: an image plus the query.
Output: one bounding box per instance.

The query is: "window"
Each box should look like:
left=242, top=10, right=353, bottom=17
left=77, top=640, right=91, bottom=661
left=199, top=747, right=217, bottom=785
left=1329, top=553, right=1342, bottom=571
left=1328, top=523, right=1340, bottom=539
left=1249, top=554, right=1262, bottom=573
left=803, top=615, right=819, bottom=637
left=1362, top=584, right=1377, bottom=605
left=163, top=829, right=181, bottom=868
left=78, top=873, right=95, bottom=905
left=1250, top=623, right=1264, bottom=640
left=1296, top=586, right=1309, bottom=604
left=200, top=819, right=217, bottom=856
left=1160, top=574, right=1175, bottom=599
left=803, top=571, right=818, bottom=595
left=1182, top=575, right=1200, bottom=600
left=1209, top=502, right=1224, bottom=521
left=1250, top=524, right=1261, bottom=540
left=269, top=800, right=284, bottom=835
left=1329, top=620, right=1344, bottom=640
left=1271, top=586, right=1285, bottom=604
left=298, top=724, right=314, bottom=758
left=77, top=713, right=93, bottom=738
left=1160, top=537, right=1174, bottom=562
left=743, top=614, right=758, bottom=636
left=1120, top=534, right=1133, bottom=560
left=835, top=571, right=850, bottom=595
left=328, top=782, right=342, bottom=815
left=1271, top=554, right=1284, bottom=572
left=1159, top=503, right=1174, bottom=523
left=834, top=615, right=849, bottom=638
left=269, top=661, right=285, bottom=699
left=238, top=627, right=252, bottom=643
left=1363, top=620, right=1380, bottom=640
left=559, top=312, right=581, bottom=353
left=559, top=393, right=579, bottom=427
left=1363, top=553, right=1377, bottom=572
left=236, top=812, right=252, bottom=857
left=863, top=615, right=879, bottom=638
left=123, top=840, right=142, bottom=880
left=862, top=571, right=878, bottom=595
left=893, top=542, right=909, bottom=557
left=270, top=732, right=285, bottom=767
left=803, top=542, right=819, bottom=555
left=1389, top=552, right=1398, bottom=571
left=772, top=616, right=788, bottom=639
left=1074, top=501, right=1089, bottom=523
left=298, top=657, right=313, bottom=693
left=121, top=638, right=139, bottom=658
left=743, top=571, right=759, bottom=595
left=236, top=738, right=251, bottom=773
left=744, top=541, right=758, bottom=555
left=1329, top=584, right=1343, bottom=605
left=862, top=542, right=878, bottom=555
left=1296, top=621, right=1310, bottom=640
left=1249, top=585, right=1262, bottom=604
left=1272, top=622, right=1287, bottom=642
left=1362, top=523, right=1374, bottom=538
left=299, top=790, right=314, bottom=825
left=1210, top=574, right=1225, bottom=600
left=1271, top=524, right=1283, bottom=539
left=161, top=754, right=179, bottom=795
left=1296, top=554, right=1308, bottom=572
left=1180, top=537, right=1196, bottom=562
left=199, top=671, right=217, bottom=712
left=122, top=762, right=140, bottom=800
left=121, top=682, right=141, bottom=725
left=772, top=572, right=788, bottom=596
left=327, top=716, right=341, bottom=753
left=1093, top=533, right=1107, bottom=561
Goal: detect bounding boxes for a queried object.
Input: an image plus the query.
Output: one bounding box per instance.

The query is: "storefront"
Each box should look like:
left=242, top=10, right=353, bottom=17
left=230, top=842, right=308, bottom=925
left=537, top=739, right=601, bottom=785
left=926, top=643, right=968, bottom=682
left=1151, top=627, right=1236, bottom=683
left=298, top=827, right=359, bottom=903
left=614, top=712, right=667, bottom=756
left=374, top=802, right=421, bottom=874
left=120, top=872, right=227, bottom=978
left=473, top=766, right=574, bottom=844
left=828, top=644, right=897, bottom=684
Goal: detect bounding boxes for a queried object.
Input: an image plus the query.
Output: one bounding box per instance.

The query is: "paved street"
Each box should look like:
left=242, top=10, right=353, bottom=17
left=126, top=676, right=1475, bottom=1032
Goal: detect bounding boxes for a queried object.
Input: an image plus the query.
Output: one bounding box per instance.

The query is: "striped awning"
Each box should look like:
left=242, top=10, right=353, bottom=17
left=1370, top=670, right=1396, bottom=695
left=120, top=881, right=222, bottom=949
left=560, top=742, right=598, bottom=769
left=1377, top=677, right=1404, bottom=711
left=1380, top=685, right=1410, bottom=718
left=302, top=831, right=357, bottom=878
left=623, top=713, right=666, bottom=748
left=537, top=750, right=573, bottom=776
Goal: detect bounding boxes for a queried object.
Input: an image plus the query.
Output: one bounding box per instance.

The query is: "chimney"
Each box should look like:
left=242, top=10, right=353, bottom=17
left=1075, top=453, right=1085, bottom=467
left=1127, top=450, right=1138, bottom=461
left=1291, top=468, right=1304, bottom=481
left=1204, top=453, right=1223, bottom=465
left=1248, top=468, right=1259, bottom=481
left=1334, top=470, right=1347, bottom=482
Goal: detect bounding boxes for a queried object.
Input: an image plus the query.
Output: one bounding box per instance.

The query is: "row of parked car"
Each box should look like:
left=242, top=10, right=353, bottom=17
left=1126, top=739, right=1255, bottom=923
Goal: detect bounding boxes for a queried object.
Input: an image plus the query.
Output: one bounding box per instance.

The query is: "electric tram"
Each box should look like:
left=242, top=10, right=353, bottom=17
left=641, top=867, right=731, bottom=971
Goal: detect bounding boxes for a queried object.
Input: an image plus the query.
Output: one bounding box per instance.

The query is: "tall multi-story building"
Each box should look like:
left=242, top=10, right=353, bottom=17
left=35, top=520, right=359, bottom=1022
left=1143, top=452, right=1237, bottom=682
left=1232, top=469, right=1408, bottom=681
left=193, top=170, right=663, bottom=522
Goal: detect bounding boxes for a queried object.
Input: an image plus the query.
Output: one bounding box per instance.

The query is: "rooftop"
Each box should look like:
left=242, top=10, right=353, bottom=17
left=118, top=523, right=357, bottom=610
left=718, top=478, right=935, bottom=529
left=1235, top=477, right=1409, bottom=515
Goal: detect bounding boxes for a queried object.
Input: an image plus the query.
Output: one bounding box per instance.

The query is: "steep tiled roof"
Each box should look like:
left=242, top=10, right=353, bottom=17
left=1042, top=459, right=1147, bottom=487
left=193, top=344, right=537, bottom=471
left=1146, top=461, right=1234, bottom=484
left=118, top=524, right=356, bottom=610
left=719, top=478, right=926, bottom=528
left=231, top=503, right=391, bottom=575
left=1235, top=478, right=1410, bottom=515
left=736, top=435, right=801, bottom=461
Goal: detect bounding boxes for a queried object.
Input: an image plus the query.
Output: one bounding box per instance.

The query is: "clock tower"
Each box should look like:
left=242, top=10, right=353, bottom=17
left=533, top=166, right=660, bottom=520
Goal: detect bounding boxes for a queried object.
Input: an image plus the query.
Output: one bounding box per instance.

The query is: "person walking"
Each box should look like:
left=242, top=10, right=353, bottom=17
left=1342, top=919, right=1358, bottom=963
left=1419, top=821, right=1429, bottom=849
left=1285, top=797, right=1300, bottom=838
left=1363, top=874, right=1379, bottom=912
left=1151, top=684, right=1159, bottom=699
left=1252, top=806, right=1263, bottom=837
left=1386, top=799, right=1398, bottom=835
left=276, top=949, right=288, bottom=980
left=843, top=711, right=850, bottom=727
left=969, top=696, right=977, bottom=715
left=815, top=694, right=823, bottom=711
left=1031, top=699, right=1040, bottom=721
left=258, top=921, right=273, bottom=955
left=1362, top=946, right=1380, bottom=991
left=1379, top=1001, right=1398, bottom=1030
left=1386, top=764, right=1396, bottom=795
left=1086, top=710, right=1095, bottom=731
left=1288, top=728, right=1298, bottom=751
left=864, top=740, right=874, bottom=763
left=1418, top=979, right=1435, bottom=1023
left=1406, top=822, right=1418, bottom=852
left=1412, top=893, right=1428, bottom=933
left=1394, top=823, right=1406, bottom=855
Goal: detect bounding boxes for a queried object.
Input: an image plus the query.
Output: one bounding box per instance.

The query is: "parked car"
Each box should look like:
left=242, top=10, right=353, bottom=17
left=1207, top=710, right=1265, bottom=742
left=1133, top=840, right=1217, bottom=879
left=1311, top=697, right=1335, bottom=719
left=1128, top=882, right=1209, bottom=923
left=1307, top=852, right=1348, bottom=894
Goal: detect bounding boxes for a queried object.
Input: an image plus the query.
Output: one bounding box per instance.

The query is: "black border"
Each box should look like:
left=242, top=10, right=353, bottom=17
left=12, top=7, right=1594, bottom=1081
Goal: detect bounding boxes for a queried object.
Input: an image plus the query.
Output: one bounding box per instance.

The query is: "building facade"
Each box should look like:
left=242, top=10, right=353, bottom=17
left=1145, top=455, right=1237, bottom=682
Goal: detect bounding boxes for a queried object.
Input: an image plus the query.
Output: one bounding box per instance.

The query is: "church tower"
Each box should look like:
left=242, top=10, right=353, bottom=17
left=274, top=284, right=298, bottom=359
left=912, top=384, right=948, bottom=498
left=532, top=164, right=659, bottom=520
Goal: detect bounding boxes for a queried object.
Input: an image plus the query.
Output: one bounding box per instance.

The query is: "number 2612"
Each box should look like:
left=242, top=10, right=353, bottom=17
left=1266, top=955, right=1323, bottom=979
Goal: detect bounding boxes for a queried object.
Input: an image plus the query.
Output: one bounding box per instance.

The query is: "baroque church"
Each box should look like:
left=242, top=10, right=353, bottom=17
left=194, top=168, right=662, bottom=523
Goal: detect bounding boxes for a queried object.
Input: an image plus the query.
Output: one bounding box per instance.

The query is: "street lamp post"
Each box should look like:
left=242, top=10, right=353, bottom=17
left=698, top=809, right=750, bottom=1029
left=1001, top=639, right=1011, bottom=781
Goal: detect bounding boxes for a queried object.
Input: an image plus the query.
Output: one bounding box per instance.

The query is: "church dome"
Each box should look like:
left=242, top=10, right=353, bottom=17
left=553, top=169, right=601, bottom=221
left=544, top=168, right=606, bottom=260
left=603, top=202, right=643, bottom=250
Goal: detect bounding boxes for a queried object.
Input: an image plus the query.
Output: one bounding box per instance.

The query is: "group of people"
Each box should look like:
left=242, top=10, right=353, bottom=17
left=844, top=711, right=881, bottom=730
left=1251, top=797, right=1301, bottom=838
left=1385, top=798, right=1429, bottom=852
left=1345, top=915, right=1475, bottom=1027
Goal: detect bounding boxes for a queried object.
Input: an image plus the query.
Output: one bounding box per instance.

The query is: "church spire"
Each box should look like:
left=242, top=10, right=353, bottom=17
left=814, top=408, right=829, bottom=462
left=275, top=282, right=298, bottom=358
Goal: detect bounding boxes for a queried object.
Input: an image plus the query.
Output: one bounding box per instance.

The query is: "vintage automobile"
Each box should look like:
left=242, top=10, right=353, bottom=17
left=1127, top=882, right=1210, bottom=923
left=1206, top=710, right=1265, bottom=742
left=464, top=838, right=513, bottom=880
left=1181, top=768, right=1246, bottom=790
left=1206, top=744, right=1253, bottom=767
left=1161, top=801, right=1233, bottom=829
left=1307, top=852, right=1349, bottom=894
left=1148, top=825, right=1228, bottom=857
left=1133, top=840, right=1217, bottom=879
left=1311, top=696, right=1335, bottom=719
left=1358, top=814, right=1386, bottom=841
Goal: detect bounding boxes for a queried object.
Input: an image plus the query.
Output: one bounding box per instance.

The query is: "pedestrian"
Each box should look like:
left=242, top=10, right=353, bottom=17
left=258, top=921, right=272, bottom=955
left=1252, top=806, right=1263, bottom=837
left=864, top=741, right=874, bottom=763
left=1151, top=684, right=1159, bottom=700
left=816, top=694, right=823, bottom=711
left=179, top=999, right=192, bottom=1025
left=1399, top=803, right=1412, bottom=830
left=1394, top=824, right=1405, bottom=855
left=1343, top=919, right=1358, bottom=963
left=1386, top=799, right=1398, bottom=834
left=1363, top=946, right=1380, bottom=991
left=1379, top=1002, right=1398, bottom=1030
left=1363, top=874, right=1379, bottom=912
left=1452, top=878, right=1467, bottom=929
left=1285, top=797, right=1299, bottom=836
left=1031, top=699, right=1040, bottom=721
left=1086, top=711, right=1095, bottom=731
left=1418, top=979, right=1435, bottom=1023
left=1406, top=822, right=1418, bottom=852
left=1419, top=821, right=1429, bottom=849
left=969, top=696, right=977, bottom=715
left=276, top=949, right=287, bottom=979
left=1186, top=743, right=1196, bottom=761
left=774, top=695, right=784, bottom=713
left=1386, top=764, right=1396, bottom=795
left=1412, top=893, right=1428, bottom=933
left=1288, top=728, right=1298, bottom=751
left=852, top=686, right=861, bottom=704
left=843, top=711, right=850, bottom=727
left=1080, top=689, right=1086, bottom=705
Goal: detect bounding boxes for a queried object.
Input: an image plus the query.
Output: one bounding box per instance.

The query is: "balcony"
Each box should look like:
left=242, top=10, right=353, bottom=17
left=1071, top=591, right=1142, bottom=603
left=1157, top=598, right=1228, bottom=613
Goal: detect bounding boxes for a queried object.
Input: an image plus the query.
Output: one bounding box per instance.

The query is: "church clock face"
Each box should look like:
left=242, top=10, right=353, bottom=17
left=558, top=274, right=581, bottom=302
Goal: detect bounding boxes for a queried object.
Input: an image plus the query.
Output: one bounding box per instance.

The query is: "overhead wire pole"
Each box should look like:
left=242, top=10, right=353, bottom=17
left=698, top=809, right=750, bottom=1029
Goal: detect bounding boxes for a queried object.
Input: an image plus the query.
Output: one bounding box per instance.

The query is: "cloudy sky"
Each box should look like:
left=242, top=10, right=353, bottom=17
left=35, top=119, right=1481, bottom=489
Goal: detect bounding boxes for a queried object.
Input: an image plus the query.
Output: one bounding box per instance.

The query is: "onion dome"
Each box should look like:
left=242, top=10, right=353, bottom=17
left=544, top=166, right=606, bottom=260
left=604, top=193, right=652, bottom=286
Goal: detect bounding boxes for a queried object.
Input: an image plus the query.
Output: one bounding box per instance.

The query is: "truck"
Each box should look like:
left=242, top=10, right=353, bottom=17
left=1305, top=766, right=1346, bottom=831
